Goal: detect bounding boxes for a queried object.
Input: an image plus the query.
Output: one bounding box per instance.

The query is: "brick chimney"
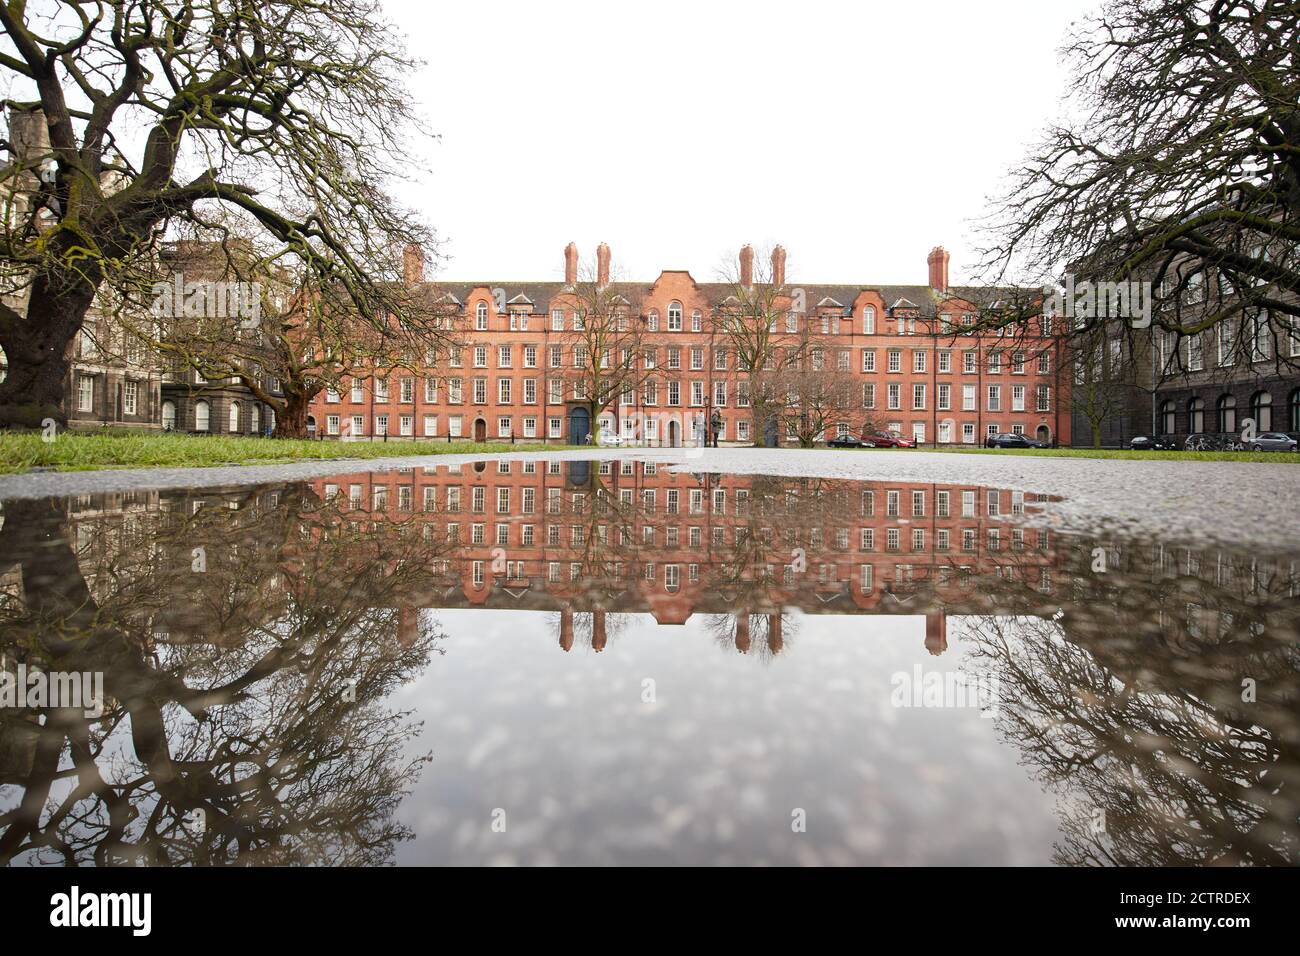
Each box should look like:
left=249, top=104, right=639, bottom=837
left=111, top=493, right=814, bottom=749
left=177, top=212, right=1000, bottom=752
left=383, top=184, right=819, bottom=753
left=771, top=245, right=787, bottom=287
left=596, top=242, right=610, bottom=288
left=564, top=241, right=578, bottom=286
left=927, top=246, right=950, bottom=294
left=739, top=244, right=754, bottom=288
left=402, top=243, right=424, bottom=288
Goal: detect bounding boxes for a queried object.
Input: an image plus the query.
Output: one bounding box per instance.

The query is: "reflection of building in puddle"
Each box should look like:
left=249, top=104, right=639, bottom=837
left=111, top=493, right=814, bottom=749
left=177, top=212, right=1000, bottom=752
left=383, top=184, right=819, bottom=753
left=6, top=468, right=1296, bottom=866
left=297, top=462, right=1070, bottom=656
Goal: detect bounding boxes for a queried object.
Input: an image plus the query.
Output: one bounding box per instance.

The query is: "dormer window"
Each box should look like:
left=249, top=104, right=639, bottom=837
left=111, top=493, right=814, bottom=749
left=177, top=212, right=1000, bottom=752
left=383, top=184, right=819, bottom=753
left=668, top=302, right=683, bottom=331
left=647, top=310, right=659, bottom=332
left=863, top=306, right=876, bottom=335
left=476, top=302, right=488, bottom=330
left=691, top=310, right=702, bottom=332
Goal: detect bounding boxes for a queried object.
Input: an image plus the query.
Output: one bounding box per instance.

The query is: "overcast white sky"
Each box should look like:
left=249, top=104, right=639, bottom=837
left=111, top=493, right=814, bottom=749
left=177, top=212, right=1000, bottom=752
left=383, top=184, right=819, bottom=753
left=387, top=0, right=1098, bottom=287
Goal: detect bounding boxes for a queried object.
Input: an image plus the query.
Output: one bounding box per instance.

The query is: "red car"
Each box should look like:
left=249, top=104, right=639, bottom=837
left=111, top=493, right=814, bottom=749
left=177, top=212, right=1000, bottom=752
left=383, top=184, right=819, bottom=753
left=863, top=432, right=915, bottom=448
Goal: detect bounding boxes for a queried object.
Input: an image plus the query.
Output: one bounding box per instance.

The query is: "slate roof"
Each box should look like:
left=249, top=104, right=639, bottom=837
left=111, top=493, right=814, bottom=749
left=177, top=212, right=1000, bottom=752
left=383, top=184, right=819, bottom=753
left=422, top=278, right=1033, bottom=317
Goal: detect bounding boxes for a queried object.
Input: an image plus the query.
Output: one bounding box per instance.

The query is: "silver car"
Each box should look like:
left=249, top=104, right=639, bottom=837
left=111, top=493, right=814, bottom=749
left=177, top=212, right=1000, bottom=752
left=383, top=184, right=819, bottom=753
left=1249, top=432, right=1299, bottom=452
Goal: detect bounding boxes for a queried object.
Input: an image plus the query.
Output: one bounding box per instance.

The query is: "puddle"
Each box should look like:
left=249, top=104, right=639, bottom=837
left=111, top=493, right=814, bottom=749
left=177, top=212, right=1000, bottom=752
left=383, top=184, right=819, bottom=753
left=1, top=458, right=1296, bottom=865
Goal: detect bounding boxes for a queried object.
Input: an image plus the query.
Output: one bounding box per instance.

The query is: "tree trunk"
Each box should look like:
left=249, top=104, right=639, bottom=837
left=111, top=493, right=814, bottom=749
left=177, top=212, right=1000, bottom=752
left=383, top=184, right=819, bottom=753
left=0, top=275, right=97, bottom=429
left=275, top=390, right=311, bottom=439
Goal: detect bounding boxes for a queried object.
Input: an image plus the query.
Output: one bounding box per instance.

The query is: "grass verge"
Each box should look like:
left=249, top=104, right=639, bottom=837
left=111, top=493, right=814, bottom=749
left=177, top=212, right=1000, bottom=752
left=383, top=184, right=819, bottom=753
left=909, top=445, right=1300, bottom=463
left=0, top=431, right=578, bottom=474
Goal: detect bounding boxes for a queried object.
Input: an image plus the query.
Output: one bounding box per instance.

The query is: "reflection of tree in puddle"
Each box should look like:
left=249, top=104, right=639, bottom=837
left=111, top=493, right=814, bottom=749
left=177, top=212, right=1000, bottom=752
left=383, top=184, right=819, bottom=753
left=0, top=487, right=444, bottom=865
left=6, top=469, right=1295, bottom=866
left=547, top=610, right=637, bottom=653
left=961, top=538, right=1300, bottom=865
left=703, top=612, right=797, bottom=659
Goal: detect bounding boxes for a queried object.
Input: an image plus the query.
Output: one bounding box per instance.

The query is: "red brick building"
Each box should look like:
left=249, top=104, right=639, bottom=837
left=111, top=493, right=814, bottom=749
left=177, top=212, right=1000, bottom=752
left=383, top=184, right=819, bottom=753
left=307, top=244, right=1070, bottom=447
left=306, top=463, right=1067, bottom=654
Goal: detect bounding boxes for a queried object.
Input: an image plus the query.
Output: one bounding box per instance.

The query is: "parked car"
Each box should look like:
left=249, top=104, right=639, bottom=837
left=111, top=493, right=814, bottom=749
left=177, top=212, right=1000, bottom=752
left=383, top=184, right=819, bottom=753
left=1128, top=435, right=1178, bottom=451
left=596, top=428, right=624, bottom=447
left=827, top=435, right=867, bottom=448
left=985, top=432, right=1036, bottom=449
left=863, top=432, right=915, bottom=448
left=1249, top=432, right=1299, bottom=452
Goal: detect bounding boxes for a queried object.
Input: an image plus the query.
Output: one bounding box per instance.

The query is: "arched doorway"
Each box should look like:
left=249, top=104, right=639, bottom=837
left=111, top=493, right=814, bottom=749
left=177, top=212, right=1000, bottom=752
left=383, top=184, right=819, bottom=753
left=567, top=461, right=590, bottom=485
left=306, top=415, right=316, bottom=438
left=1290, top=388, right=1300, bottom=432
left=161, top=400, right=177, bottom=432
left=1035, top=424, right=1051, bottom=445
left=567, top=407, right=590, bottom=446
left=667, top=419, right=681, bottom=448
left=473, top=417, right=487, bottom=442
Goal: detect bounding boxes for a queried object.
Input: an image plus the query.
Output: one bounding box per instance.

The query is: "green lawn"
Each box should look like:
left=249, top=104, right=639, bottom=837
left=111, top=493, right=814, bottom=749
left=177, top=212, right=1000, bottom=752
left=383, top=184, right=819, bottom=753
left=0, top=431, right=577, bottom=473
left=903, top=445, right=1300, bottom=464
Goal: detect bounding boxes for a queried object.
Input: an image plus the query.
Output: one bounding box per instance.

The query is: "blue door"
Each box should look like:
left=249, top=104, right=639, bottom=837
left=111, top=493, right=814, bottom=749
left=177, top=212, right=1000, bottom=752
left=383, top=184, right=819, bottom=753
left=764, top=417, right=779, bottom=447
left=568, top=407, right=590, bottom=446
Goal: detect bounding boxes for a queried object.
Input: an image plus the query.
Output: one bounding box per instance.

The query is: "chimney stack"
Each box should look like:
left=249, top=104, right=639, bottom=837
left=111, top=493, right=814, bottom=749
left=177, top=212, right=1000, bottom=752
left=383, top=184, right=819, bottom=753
left=596, top=242, right=610, bottom=288
left=771, top=245, right=787, bottom=287
left=739, top=244, right=754, bottom=288
left=402, top=243, right=424, bottom=288
left=927, top=246, right=950, bottom=294
left=564, top=241, right=578, bottom=286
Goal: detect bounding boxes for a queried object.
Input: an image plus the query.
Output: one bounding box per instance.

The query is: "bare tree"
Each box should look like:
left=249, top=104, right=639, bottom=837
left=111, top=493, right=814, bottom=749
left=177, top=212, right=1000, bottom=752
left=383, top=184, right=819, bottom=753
left=770, top=325, right=862, bottom=447
left=712, top=245, right=794, bottom=446
left=979, top=0, right=1300, bottom=358
left=0, top=0, right=438, bottom=429
left=553, top=251, right=648, bottom=441
left=121, top=231, right=450, bottom=436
